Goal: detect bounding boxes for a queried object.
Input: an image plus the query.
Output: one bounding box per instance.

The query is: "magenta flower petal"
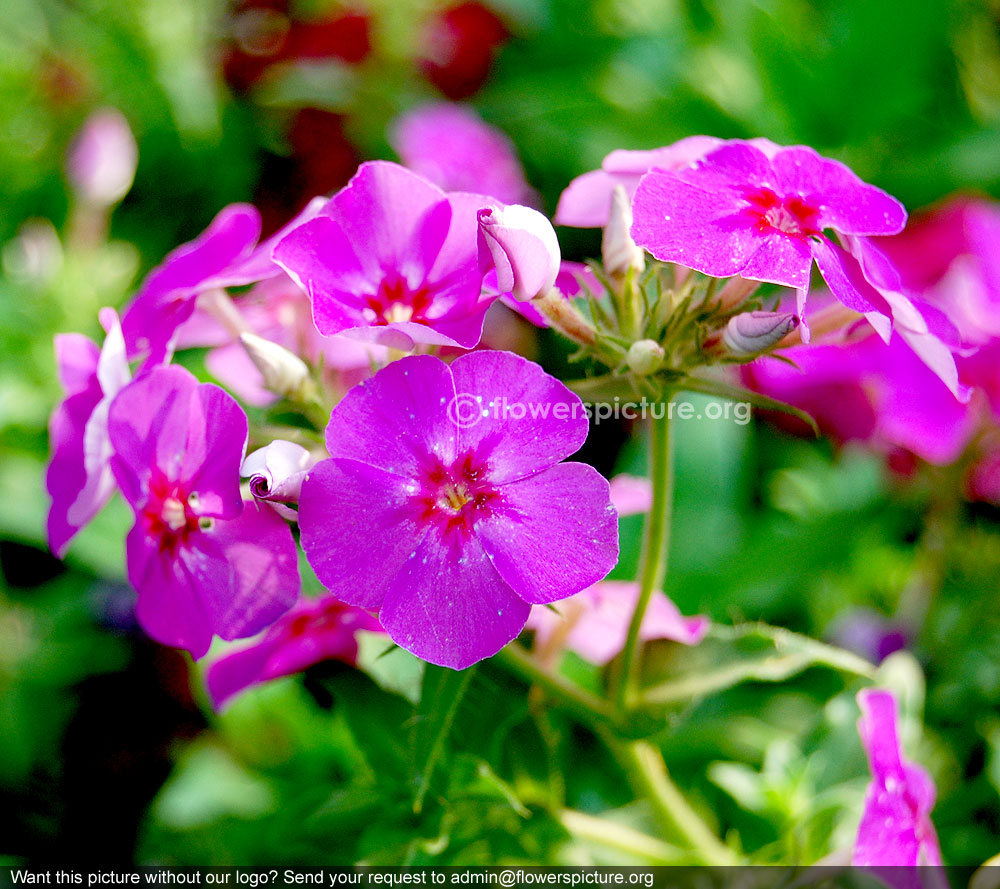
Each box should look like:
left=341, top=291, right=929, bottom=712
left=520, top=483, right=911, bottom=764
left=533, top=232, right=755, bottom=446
left=121, top=204, right=262, bottom=365
left=450, top=350, right=586, bottom=484
left=54, top=333, right=100, bottom=394
left=554, top=169, right=621, bottom=228
left=391, top=103, right=536, bottom=205
left=322, top=160, right=453, bottom=284
left=205, top=637, right=280, bottom=710
left=854, top=689, right=943, bottom=880
left=108, top=366, right=245, bottom=519
left=274, top=162, right=492, bottom=350
left=182, top=499, right=300, bottom=643
left=476, top=462, right=619, bottom=604
left=128, top=500, right=299, bottom=658
left=631, top=171, right=768, bottom=281
left=298, top=458, right=426, bottom=611
left=128, top=523, right=215, bottom=657
left=380, top=529, right=531, bottom=669
left=770, top=147, right=906, bottom=236
left=47, top=386, right=103, bottom=557
left=206, top=594, right=384, bottom=709
left=324, top=354, right=457, bottom=477
left=554, top=136, right=724, bottom=228
left=811, top=236, right=893, bottom=322
left=216, top=196, right=327, bottom=288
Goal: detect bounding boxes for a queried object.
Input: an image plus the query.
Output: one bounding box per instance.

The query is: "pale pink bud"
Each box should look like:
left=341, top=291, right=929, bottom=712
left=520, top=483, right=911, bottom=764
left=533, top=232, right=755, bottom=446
left=241, top=440, right=316, bottom=504
left=477, top=204, right=561, bottom=302
left=67, top=109, right=138, bottom=207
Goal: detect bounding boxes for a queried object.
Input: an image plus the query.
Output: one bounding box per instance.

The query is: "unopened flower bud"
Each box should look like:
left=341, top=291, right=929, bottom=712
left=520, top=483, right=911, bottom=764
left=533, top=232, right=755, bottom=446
left=625, top=339, right=664, bottom=375
left=477, top=204, right=561, bottom=301
left=67, top=109, right=138, bottom=207
left=723, top=311, right=799, bottom=356
left=240, top=332, right=313, bottom=400
left=241, top=440, right=315, bottom=504
left=602, top=185, right=645, bottom=277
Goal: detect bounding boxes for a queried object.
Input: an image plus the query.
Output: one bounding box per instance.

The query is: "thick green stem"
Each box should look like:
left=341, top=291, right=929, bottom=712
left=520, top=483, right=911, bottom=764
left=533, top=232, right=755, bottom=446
left=614, top=403, right=675, bottom=709
left=611, top=739, right=740, bottom=865
left=559, top=808, right=685, bottom=863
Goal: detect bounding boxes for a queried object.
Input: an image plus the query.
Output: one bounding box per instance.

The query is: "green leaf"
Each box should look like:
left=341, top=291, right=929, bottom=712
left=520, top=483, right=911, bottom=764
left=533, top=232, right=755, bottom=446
left=678, top=374, right=820, bottom=437
left=411, top=663, right=477, bottom=814
left=639, top=623, right=875, bottom=708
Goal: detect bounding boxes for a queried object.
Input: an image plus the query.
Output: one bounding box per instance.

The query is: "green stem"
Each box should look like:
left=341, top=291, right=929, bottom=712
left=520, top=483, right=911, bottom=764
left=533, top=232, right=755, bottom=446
left=614, top=401, right=675, bottom=709
left=610, top=739, right=740, bottom=865
left=494, top=643, right=619, bottom=731
left=558, top=808, right=685, bottom=864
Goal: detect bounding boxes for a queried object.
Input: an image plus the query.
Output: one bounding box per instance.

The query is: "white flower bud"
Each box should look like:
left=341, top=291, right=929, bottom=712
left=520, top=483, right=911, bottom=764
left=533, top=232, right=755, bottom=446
left=239, top=332, right=312, bottom=400
left=602, top=185, right=645, bottom=277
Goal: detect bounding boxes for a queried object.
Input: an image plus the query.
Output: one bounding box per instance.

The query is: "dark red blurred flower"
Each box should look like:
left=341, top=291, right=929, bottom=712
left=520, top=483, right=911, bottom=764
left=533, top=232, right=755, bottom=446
left=255, top=108, right=359, bottom=235
left=222, top=3, right=371, bottom=93
left=420, top=2, right=509, bottom=100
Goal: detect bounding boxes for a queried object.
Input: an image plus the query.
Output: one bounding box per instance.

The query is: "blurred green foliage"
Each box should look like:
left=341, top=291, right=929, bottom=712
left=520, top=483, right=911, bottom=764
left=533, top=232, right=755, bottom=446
left=2, top=0, right=999, bottom=867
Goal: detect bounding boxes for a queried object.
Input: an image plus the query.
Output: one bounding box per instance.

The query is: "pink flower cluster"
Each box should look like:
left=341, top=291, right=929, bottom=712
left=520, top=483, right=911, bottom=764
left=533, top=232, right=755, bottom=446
left=43, top=114, right=960, bottom=870
left=745, top=197, right=1000, bottom=498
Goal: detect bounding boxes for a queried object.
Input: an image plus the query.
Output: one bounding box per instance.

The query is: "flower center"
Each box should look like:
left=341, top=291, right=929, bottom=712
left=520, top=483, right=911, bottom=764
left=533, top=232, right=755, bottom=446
left=742, top=186, right=821, bottom=236
left=438, top=482, right=471, bottom=512
left=160, top=497, right=188, bottom=531
left=363, top=274, right=433, bottom=326
left=417, top=452, right=497, bottom=534
left=143, top=473, right=203, bottom=555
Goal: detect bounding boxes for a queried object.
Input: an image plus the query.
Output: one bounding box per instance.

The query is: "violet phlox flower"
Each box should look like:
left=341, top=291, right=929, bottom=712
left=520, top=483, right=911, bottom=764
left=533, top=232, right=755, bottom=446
left=630, top=140, right=907, bottom=343
left=854, top=689, right=943, bottom=883
left=274, top=161, right=498, bottom=351
left=107, top=365, right=299, bottom=657
left=121, top=197, right=325, bottom=367
left=390, top=102, right=537, bottom=207
left=297, top=350, right=619, bottom=669
left=526, top=581, right=708, bottom=667
left=206, top=593, right=384, bottom=710
left=47, top=307, right=130, bottom=557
